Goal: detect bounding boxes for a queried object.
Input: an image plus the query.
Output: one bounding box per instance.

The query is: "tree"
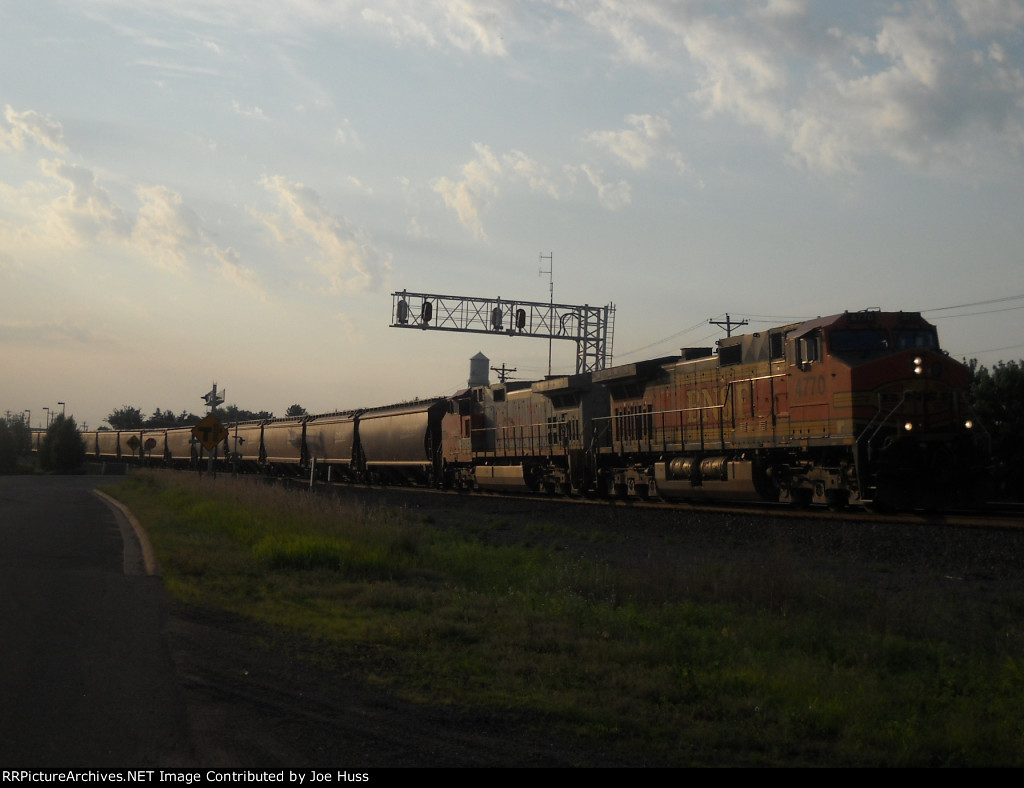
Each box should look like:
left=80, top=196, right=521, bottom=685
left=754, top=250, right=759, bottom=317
left=968, top=359, right=1024, bottom=500
left=39, top=414, right=85, bottom=473
left=285, top=404, right=308, bottom=417
left=106, top=405, right=144, bottom=430
left=0, top=415, right=32, bottom=472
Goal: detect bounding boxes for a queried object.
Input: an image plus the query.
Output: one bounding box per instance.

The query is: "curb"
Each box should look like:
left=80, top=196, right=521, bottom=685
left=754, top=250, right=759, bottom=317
left=92, top=489, right=161, bottom=577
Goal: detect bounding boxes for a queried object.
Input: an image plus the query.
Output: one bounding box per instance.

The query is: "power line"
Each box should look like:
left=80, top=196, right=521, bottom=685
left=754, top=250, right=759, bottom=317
left=927, top=305, right=1024, bottom=320
left=920, top=294, right=1024, bottom=313
left=617, top=318, right=709, bottom=359
left=958, top=343, right=1024, bottom=357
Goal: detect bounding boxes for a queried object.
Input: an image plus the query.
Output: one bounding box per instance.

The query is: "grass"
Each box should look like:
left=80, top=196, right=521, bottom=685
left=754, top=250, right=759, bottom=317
left=104, top=470, right=1024, bottom=766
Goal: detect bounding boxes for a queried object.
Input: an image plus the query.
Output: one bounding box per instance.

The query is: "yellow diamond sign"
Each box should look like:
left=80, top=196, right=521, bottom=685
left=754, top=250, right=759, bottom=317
left=192, top=415, right=228, bottom=451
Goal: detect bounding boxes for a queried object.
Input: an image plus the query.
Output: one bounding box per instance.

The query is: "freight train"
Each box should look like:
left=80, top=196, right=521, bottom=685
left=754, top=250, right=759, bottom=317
left=79, top=310, right=987, bottom=510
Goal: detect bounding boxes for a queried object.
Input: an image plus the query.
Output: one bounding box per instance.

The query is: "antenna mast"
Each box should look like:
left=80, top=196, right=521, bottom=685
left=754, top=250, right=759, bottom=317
left=539, top=252, right=553, bottom=376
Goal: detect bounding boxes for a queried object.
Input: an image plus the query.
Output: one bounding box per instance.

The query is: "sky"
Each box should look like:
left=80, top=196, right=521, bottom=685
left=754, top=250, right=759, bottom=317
left=2, top=0, right=1024, bottom=430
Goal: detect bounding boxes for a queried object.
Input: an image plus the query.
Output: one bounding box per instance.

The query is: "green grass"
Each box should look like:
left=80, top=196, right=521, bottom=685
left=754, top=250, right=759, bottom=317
left=105, top=470, right=1024, bottom=766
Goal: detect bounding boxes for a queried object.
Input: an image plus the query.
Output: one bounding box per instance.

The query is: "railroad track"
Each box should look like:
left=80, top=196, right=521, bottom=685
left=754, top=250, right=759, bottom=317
left=277, top=474, right=1024, bottom=531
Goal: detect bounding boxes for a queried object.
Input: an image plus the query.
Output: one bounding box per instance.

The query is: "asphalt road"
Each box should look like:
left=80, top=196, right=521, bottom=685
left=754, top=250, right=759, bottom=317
left=0, top=475, right=194, bottom=767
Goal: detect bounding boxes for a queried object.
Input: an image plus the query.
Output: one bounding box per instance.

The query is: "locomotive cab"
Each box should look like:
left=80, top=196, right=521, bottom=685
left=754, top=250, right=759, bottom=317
left=784, top=311, right=982, bottom=508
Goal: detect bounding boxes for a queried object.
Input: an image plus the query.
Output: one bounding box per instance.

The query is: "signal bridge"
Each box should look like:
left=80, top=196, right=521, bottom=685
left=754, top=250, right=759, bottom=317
left=391, top=290, right=616, bottom=374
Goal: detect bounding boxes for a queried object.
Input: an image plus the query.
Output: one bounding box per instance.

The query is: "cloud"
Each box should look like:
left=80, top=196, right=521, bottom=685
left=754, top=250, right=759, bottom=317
left=232, top=100, right=270, bottom=121
left=0, top=319, right=102, bottom=347
left=128, top=192, right=269, bottom=297
left=432, top=145, right=502, bottom=239
left=211, top=246, right=267, bottom=301
left=336, top=118, right=362, bottom=148
left=1, top=146, right=257, bottom=288
left=786, top=4, right=1024, bottom=172
left=257, top=174, right=390, bottom=293
left=360, top=0, right=509, bottom=55
left=579, top=164, right=631, bottom=211
left=37, top=159, right=132, bottom=247
left=954, top=0, right=1024, bottom=35
left=568, top=1, right=1024, bottom=175
left=584, top=113, right=686, bottom=172
left=0, top=105, right=68, bottom=153
left=682, top=15, right=790, bottom=139
left=433, top=142, right=559, bottom=238
left=131, top=185, right=208, bottom=272
left=77, top=0, right=514, bottom=55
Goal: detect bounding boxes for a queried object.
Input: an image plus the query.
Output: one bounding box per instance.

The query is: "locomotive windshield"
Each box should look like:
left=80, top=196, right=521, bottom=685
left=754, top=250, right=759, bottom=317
left=828, top=326, right=940, bottom=354
left=893, top=328, right=939, bottom=350
left=829, top=329, right=889, bottom=353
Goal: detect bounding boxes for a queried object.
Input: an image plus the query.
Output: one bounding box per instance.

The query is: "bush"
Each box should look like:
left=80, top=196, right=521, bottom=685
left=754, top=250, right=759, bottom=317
left=39, top=414, right=85, bottom=473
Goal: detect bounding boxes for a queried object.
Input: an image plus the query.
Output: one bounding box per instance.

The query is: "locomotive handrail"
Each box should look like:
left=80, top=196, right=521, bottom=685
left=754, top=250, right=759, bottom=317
left=470, top=420, right=558, bottom=458
left=852, top=391, right=908, bottom=504
left=595, top=400, right=729, bottom=454
left=858, top=391, right=908, bottom=449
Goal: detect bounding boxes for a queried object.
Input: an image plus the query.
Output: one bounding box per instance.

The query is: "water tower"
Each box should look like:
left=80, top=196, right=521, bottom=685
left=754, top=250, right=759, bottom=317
left=468, top=352, right=490, bottom=387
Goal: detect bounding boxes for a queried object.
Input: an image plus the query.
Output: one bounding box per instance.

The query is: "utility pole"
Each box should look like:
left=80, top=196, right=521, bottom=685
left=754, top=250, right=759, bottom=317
left=709, top=313, right=748, bottom=338
left=491, top=363, right=517, bottom=384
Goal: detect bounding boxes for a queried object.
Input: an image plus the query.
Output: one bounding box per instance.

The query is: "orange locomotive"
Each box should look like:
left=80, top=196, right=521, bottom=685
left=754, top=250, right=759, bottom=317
left=590, top=310, right=984, bottom=509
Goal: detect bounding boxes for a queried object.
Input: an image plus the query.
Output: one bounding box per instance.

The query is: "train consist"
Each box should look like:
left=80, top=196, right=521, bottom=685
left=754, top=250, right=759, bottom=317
left=80, top=310, right=986, bottom=509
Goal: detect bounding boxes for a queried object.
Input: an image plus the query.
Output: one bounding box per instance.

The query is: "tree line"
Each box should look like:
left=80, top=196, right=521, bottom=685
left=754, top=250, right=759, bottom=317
left=104, top=403, right=308, bottom=430
left=968, top=360, right=1024, bottom=500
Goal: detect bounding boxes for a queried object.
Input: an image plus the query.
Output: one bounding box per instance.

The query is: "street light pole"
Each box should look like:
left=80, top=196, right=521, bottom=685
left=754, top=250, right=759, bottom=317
left=58, top=401, right=65, bottom=418
left=43, top=407, right=49, bottom=428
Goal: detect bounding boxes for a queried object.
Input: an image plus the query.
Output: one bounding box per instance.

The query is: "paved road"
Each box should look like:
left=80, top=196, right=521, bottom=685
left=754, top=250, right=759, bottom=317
left=0, top=475, right=194, bottom=767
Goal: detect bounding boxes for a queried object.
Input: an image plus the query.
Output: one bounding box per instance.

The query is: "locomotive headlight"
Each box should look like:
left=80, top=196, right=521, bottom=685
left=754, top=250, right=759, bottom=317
left=904, top=421, right=914, bottom=431
left=913, top=356, right=924, bottom=375
left=965, top=419, right=973, bottom=430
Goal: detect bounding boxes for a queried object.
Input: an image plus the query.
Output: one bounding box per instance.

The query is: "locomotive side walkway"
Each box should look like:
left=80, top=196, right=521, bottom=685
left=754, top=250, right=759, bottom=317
left=0, top=475, right=194, bottom=767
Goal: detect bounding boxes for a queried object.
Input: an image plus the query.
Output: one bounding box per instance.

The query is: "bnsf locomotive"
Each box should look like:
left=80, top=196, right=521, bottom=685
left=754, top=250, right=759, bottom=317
left=80, top=310, right=986, bottom=509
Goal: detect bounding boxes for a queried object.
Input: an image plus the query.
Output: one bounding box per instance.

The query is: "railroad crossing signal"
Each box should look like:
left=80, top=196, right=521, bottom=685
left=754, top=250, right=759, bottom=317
left=192, top=415, right=228, bottom=451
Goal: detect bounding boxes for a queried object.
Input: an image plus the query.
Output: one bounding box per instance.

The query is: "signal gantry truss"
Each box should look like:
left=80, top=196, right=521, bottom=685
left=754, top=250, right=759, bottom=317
left=391, top=290, right=616, bottom=374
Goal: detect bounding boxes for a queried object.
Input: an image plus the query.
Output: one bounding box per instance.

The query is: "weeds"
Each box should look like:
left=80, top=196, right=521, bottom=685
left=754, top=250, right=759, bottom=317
left=105, top=471, right=1024, bottom=766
